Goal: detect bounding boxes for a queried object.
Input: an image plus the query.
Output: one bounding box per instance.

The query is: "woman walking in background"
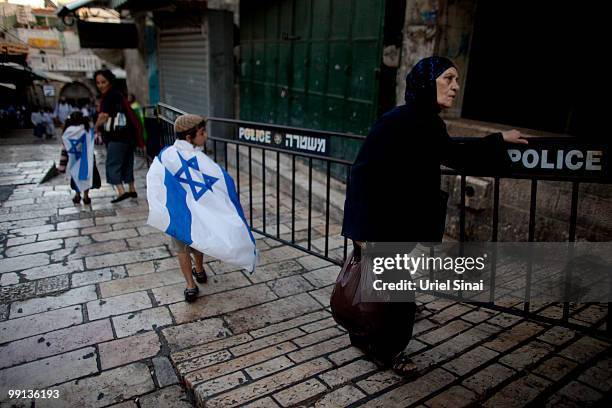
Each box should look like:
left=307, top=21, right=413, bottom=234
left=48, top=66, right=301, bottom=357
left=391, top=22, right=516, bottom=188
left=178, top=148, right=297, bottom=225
left=93, top=69, right=144, bottom=203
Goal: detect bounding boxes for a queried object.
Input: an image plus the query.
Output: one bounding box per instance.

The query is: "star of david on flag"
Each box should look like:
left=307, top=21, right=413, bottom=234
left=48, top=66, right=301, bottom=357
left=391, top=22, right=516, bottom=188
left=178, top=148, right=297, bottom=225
left=62, top=125, right=94, bottom=193
left=174, top=153, right=219, bottom=201
left=147, top=140, right=258, bottom=272
left=68, top=137, right=84, bottom=161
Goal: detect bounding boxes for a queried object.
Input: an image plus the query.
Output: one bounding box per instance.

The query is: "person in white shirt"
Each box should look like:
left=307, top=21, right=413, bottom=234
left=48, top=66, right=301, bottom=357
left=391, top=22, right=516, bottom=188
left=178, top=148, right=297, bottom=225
left=30, top=108, right=45, bottom=138
left=54, top=97, right=74, bottom=124
left=43, top=108, right=55, bottom=139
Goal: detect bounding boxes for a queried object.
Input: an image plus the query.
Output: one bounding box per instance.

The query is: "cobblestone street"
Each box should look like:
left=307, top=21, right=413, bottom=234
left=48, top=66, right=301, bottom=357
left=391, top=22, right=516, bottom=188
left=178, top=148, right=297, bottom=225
left=0, top=130, right=611, bottom=407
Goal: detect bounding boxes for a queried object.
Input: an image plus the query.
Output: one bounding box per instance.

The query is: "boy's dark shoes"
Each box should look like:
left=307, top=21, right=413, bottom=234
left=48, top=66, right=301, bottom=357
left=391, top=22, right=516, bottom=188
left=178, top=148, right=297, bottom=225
left=111, top=193, right=130, bottom=203
left=184, top=286, right=199, bottom=302
left=192, top=267, right=207, bottom=284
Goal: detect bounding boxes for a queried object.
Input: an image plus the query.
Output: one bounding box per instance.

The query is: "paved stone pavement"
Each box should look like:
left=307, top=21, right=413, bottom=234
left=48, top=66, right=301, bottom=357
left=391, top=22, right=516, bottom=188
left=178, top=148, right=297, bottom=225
left=0, top=129, right=611, bottom=407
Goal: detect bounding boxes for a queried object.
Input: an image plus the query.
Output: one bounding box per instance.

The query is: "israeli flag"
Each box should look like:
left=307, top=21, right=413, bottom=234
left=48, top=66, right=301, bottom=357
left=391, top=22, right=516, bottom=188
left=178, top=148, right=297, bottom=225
left=62, top=125, right=94, bottom=193
left=146, top=140, right=257, bottom=272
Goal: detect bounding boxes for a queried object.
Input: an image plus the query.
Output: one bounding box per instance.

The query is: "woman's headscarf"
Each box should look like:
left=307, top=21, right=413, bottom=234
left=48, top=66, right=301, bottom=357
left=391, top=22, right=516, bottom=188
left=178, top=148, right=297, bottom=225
left=404, top=56, right=456, bottom=112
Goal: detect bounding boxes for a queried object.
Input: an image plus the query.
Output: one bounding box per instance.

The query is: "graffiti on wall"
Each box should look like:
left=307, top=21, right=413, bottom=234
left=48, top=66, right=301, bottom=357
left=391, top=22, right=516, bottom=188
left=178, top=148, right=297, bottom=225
left=406, top=0, right=439, bottom=25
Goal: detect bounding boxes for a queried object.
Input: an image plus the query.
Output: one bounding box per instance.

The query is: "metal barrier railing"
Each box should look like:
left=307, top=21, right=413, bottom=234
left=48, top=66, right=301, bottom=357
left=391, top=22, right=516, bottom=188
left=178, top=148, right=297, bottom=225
left=149, top=103, right=611, bottom=337
left=151, top=103, right=355, bottom=264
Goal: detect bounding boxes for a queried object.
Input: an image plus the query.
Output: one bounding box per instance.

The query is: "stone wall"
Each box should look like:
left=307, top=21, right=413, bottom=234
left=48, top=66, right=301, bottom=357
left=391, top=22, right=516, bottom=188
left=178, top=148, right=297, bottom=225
left=123, top=13, right=149, bottom=105
left=396, top=0, right=440, bottom=105
left=442, top=176, right=612, bottom=242
left=396, top=0, right=476, bottom=118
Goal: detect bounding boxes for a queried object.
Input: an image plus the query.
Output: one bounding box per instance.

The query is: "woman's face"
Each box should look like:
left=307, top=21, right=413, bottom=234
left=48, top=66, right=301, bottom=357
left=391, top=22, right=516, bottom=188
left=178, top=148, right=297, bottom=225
left=188, top=127, right=207, bottom=147
left=95, top=75, right=111, bottom=94
left=436, top=67, right=460, bottom=109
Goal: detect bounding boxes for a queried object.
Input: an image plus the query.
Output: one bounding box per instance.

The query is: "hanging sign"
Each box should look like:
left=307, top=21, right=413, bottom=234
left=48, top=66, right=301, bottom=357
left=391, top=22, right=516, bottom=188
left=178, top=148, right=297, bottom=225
left=237, top=126, right=330, bottom=156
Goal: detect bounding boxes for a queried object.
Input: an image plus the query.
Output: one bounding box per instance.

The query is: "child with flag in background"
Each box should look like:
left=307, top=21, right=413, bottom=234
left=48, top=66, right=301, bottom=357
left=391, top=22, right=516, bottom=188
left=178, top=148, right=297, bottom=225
left=62, top=111, right=101, bottom=205
left=146, top=114, right=257, bottom=302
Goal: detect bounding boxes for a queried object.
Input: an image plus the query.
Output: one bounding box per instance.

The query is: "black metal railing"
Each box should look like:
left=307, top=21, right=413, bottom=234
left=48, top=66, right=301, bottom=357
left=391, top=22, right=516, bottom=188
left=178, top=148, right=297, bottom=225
left=153, top=103, right=356, bottom=263
left=150, top=103, right=611, bottom=337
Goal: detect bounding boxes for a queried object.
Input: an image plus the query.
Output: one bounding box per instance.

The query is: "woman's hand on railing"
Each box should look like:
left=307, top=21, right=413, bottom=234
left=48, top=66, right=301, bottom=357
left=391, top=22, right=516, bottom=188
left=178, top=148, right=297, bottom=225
left=502, top=129, right=529, bottom=145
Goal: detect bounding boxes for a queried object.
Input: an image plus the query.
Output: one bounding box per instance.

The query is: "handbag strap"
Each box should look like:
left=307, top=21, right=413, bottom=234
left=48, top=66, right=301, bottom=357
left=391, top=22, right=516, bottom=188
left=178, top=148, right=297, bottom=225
left=352, top=241, right=362, bottom=262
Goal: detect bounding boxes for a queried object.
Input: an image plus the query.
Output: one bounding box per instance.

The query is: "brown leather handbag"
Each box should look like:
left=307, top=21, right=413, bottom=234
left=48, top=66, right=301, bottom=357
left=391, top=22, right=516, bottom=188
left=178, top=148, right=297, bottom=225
left=330, top=243, right=417, bottom=364
left=330, top=245, right=388, bottom=336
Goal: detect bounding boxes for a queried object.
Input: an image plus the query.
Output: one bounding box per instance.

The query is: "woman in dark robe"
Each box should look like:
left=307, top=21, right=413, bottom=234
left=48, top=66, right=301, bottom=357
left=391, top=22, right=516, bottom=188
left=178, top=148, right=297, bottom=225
left=340, top=56, right=528, bottom=374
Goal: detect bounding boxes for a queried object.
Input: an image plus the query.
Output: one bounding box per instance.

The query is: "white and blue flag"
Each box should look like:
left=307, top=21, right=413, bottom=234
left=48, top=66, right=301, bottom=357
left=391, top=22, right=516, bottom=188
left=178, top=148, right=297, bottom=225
left=146, top=140, right=257, bottom=272
left=62, top=125, right=94, bottom=193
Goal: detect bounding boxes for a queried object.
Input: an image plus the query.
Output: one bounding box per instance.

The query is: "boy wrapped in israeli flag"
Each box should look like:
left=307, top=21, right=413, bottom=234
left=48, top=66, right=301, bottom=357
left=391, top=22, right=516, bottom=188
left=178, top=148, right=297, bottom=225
left=62, top=111, right=101, bottom=204
left=147, top=114, right=257, bottom=302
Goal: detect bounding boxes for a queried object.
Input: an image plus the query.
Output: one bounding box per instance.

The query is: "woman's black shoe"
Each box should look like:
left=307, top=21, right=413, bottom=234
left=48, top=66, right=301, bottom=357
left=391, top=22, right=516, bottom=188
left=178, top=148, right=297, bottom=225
left=184, top=286, right=199, bottom=303
left=128, top=191, right=138, bottom=198
left=111, top=193, right=130, bottom=203
left=192, top=267, right=207, bottom=284
left=391, top=353, right=418, bottom=376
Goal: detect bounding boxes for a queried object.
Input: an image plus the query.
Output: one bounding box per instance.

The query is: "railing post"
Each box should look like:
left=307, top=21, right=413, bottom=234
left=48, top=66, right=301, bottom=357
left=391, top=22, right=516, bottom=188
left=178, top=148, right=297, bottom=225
left=524, top=179, right=538, bottom=315
left=460, top=175, right=466, bottom=242
left=563, top=182, right=579, bottom=324
left=489, top=177, right=500, bottom=303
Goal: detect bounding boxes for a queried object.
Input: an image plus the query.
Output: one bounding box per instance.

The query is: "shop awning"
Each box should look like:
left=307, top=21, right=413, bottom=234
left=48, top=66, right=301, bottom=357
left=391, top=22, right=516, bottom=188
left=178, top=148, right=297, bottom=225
left=31, top=70, right=73, bottom=83
left=1, top=63, right=73, bottom=84
left=0, top=62, right=41, bottom=87
left=56, top=0, right=101, bottom=17
left=76, top=20, right=138, bottom=48
left=0, top=62, right=37, bottom=75
left=0, top=40, right=29, bottom=56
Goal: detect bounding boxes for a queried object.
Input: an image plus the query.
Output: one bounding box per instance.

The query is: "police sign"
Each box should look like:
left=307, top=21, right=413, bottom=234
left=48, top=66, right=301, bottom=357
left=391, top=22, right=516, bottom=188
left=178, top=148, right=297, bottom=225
left=238, top=126, right=329, bottom=156
left=506, top=138, right=610, bottom=180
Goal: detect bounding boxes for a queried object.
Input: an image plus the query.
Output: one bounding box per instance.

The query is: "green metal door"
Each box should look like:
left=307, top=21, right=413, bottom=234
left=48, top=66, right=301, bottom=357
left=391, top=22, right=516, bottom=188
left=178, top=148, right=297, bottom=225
left=240, top=0, right=385, bottom=162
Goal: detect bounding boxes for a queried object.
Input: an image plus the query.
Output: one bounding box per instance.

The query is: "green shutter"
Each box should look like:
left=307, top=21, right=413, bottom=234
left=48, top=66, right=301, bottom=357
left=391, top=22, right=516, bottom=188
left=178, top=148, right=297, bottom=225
left=240, top=0, right=385, bottom=163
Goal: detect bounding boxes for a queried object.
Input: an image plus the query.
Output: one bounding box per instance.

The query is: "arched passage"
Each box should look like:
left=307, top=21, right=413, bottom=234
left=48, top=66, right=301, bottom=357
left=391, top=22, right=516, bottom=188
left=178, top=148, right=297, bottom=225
left=59, top=81, right=94, bottom=108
